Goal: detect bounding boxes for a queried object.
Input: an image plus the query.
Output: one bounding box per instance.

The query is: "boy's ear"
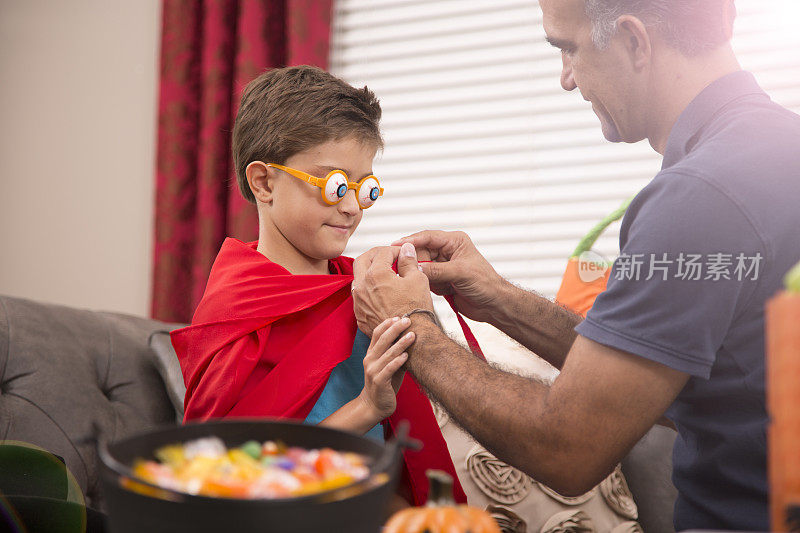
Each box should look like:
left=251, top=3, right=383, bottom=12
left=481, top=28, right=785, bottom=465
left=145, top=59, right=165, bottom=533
left=246, top=161, right=275, bottom=204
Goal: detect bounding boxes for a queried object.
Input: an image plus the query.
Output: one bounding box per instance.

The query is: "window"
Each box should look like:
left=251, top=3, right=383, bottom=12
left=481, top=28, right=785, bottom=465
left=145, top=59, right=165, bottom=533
left=331, top=0, right=800, bottom=364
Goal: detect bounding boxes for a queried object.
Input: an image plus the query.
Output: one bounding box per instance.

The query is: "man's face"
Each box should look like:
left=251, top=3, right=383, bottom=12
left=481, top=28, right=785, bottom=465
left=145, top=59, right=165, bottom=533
left=269, top=137, right=376, bottom=262
left=540, top=0, right=642, bottom=143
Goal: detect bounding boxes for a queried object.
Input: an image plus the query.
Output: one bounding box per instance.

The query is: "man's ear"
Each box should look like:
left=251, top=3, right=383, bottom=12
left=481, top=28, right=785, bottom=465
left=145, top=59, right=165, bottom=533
left=616, top=15, right=652, bottom=71
left=246, top=161, right=274, bottom=204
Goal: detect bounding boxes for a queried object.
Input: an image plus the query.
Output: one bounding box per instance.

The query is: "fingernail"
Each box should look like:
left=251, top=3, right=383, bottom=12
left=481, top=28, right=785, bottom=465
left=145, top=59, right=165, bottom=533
left=401, top=317, right=410, bottom=325
left=405, top=331, right=415, bottom=339
left=401, top=352, right=408, bottom=358
left=392, top=316, right=400, bottom=322
left=418, top=263, right=424, bottom=272
left=401, top=242, right=416, bottom=258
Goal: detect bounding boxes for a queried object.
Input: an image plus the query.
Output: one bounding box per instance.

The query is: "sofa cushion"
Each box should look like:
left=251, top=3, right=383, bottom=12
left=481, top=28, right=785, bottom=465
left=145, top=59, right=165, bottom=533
left=0, top=295, right=177, bottom=510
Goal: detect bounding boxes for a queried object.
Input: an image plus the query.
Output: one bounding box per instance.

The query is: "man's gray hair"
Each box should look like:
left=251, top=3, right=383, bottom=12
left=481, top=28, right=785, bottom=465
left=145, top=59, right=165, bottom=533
left=584, top=0, right=736, bottom=56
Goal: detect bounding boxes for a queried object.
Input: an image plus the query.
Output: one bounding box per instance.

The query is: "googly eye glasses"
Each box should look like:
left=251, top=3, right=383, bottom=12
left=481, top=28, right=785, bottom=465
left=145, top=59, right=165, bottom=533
left=266, top=163, right=384, bottom=209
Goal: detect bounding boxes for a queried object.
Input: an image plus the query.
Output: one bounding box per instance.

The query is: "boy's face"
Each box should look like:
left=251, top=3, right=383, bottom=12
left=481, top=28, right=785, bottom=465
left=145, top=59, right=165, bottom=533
left=267, top=136, right=377, bottom=262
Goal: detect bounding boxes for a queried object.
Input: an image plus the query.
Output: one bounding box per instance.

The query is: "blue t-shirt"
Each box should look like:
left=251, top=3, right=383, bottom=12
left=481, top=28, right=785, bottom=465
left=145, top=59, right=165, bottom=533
left=305, top=329, right=384, bottom=442
left=575, top=71, right=800, bottom=531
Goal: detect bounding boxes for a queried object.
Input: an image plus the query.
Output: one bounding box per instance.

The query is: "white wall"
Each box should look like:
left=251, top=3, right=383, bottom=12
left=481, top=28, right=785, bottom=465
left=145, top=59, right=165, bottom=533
left=0, top=0, right=162, bottom=316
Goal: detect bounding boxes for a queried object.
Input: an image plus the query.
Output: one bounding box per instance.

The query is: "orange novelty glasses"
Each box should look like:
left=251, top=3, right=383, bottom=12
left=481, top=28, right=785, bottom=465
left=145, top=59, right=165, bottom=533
left=266, top=163, right=384, bottom=209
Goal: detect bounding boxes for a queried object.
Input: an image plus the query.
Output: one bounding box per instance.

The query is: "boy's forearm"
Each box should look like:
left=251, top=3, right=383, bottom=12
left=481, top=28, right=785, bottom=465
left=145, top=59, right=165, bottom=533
left=318, top=396, right=381, bottom=435
left=487, top=281, right=582, bottom=370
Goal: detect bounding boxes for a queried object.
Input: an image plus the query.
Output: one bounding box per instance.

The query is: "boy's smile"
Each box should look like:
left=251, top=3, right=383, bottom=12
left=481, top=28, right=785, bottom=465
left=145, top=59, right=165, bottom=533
left=249, top=136, right=379, bottom=275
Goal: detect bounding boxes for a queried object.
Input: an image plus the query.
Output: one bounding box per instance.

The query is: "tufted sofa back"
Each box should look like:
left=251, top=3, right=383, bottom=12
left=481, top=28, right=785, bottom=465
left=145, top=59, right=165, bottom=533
left=0, top=295, right=179, bottom=510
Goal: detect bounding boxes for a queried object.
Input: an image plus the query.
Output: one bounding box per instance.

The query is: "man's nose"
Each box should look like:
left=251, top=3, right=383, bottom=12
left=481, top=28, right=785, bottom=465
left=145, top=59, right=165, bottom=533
left=560, top=54, right=577, bottom=91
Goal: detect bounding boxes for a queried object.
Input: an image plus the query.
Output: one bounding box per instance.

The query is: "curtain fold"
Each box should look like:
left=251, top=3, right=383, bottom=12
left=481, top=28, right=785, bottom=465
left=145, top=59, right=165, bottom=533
left=152, top=0, right=333, bottom=322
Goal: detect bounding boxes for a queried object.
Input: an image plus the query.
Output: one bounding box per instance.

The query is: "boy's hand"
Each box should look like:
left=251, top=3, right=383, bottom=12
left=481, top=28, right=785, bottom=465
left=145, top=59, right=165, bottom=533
left=358, top=316, right=415, bottom=421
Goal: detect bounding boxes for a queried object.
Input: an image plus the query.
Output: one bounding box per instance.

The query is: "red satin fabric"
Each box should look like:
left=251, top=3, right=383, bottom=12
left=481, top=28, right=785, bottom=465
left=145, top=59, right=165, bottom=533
left=171, top=238, right=471, bottom=505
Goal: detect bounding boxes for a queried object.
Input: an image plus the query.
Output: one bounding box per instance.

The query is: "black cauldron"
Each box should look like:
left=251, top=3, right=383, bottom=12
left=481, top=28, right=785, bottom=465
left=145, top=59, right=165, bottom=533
left=99, top=419, right=410, bottom=533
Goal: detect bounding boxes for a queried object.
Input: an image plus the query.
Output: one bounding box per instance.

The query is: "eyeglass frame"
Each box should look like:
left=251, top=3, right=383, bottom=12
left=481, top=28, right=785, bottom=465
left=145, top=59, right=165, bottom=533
left=264, top=163, right=384, bottom=209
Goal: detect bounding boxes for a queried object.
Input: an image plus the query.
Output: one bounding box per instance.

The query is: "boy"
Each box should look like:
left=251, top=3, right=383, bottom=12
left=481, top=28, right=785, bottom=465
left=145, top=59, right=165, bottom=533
left=170, top=66, right=465, bottom=505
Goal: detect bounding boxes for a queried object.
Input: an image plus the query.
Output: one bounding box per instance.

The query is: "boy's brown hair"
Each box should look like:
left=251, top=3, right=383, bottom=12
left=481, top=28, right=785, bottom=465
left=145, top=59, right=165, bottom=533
left=232, top=65, right=383, bottom=204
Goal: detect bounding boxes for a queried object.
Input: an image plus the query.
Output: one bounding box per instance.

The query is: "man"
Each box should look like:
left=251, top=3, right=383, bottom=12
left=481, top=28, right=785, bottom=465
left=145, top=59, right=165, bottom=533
left=351, top=0, right=800, bottom=530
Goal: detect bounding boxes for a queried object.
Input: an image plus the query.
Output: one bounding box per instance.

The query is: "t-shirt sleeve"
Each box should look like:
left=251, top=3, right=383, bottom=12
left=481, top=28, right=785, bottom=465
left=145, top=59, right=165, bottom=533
left=574, top=171, right=766, bottom=378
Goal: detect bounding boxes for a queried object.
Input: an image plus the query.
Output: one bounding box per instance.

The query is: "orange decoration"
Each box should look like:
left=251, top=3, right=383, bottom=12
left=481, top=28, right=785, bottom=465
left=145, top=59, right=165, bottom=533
left=384, top=471, right=501, bottom=533
left=766, top=290, right=800, bottom=531
left=555, top=257, right=612, bottom=317
left=554, top=197, right=632, bottom=317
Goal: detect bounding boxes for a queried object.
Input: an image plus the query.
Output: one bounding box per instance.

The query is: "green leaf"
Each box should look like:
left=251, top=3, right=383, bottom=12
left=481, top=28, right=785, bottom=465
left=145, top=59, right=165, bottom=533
left=785, top=261, right=800, bottom=293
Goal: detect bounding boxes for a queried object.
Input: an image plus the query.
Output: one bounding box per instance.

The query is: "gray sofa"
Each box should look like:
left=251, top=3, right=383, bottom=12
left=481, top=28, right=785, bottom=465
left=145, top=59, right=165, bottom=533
left=0, top=294, right=678, bottom=531
left=0, top=295, right=178, bottom=511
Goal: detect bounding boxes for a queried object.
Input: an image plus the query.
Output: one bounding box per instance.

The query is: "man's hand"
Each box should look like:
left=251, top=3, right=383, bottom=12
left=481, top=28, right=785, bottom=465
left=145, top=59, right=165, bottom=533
left=393, top=230, right=507, bottom=323
left=352, top=243, right=435, bottom=336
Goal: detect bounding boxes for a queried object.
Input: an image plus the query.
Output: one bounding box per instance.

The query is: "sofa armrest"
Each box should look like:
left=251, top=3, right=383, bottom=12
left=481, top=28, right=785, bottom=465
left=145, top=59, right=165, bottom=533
left=148, top=330, right=186, bottom=422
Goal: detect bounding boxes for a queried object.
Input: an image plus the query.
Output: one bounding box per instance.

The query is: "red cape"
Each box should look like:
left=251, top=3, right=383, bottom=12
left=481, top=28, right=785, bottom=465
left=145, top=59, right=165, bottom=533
left=172, top=238, right=484, bottom=505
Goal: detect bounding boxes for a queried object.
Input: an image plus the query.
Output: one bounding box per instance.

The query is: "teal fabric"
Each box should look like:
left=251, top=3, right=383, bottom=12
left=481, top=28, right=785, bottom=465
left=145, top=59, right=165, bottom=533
left=305, top=330, right=384, bottom=442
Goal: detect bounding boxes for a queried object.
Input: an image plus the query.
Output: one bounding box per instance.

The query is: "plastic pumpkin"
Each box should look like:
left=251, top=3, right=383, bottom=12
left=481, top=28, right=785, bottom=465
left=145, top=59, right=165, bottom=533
left=384, top=471, right=501, bottom=533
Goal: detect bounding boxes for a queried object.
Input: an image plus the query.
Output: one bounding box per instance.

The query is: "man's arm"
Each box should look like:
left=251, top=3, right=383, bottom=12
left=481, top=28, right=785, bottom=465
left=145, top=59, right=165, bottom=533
left=396, top=230, right=582, bottom=369
left=405, top=315, right=688, bottom=496
left=484, top=281, right=582, bottom=370
left=352, top=243, right=686, bottom=491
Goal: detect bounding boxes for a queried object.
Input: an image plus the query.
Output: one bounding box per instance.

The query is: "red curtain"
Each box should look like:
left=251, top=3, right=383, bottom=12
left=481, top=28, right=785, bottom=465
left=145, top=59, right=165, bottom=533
left=151, top=0, right=333, bottom=322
